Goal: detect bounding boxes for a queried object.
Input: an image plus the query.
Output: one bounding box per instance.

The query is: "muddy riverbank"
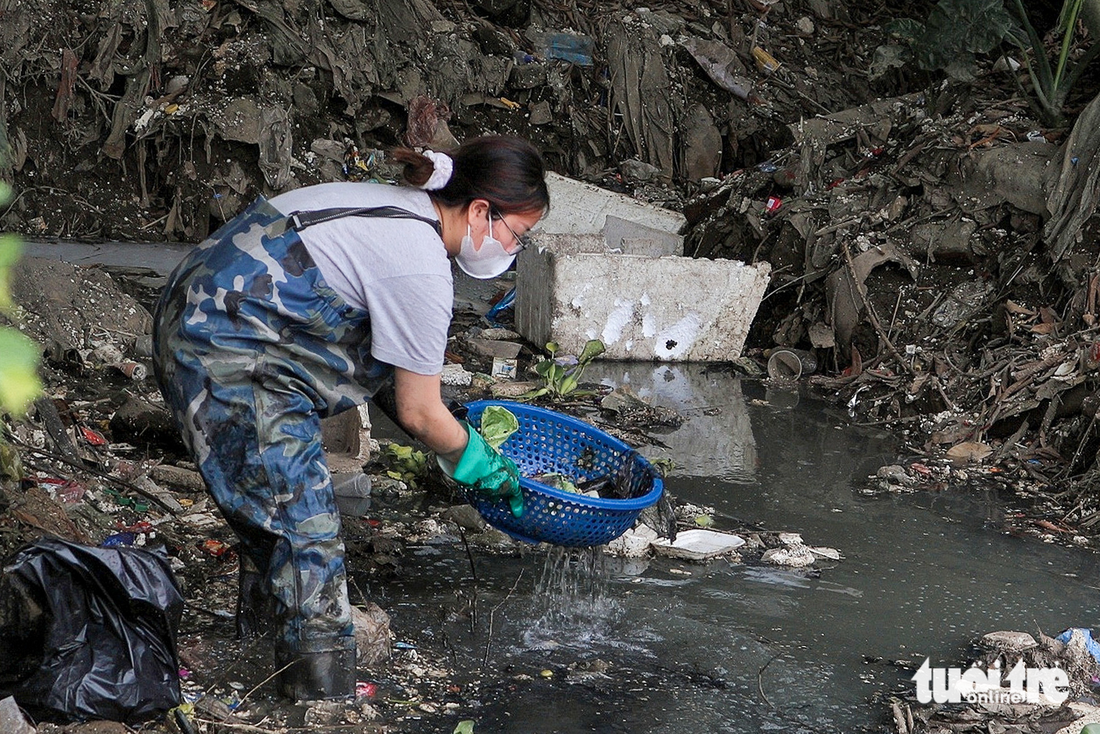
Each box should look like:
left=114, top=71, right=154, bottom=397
left=0, top=247, right=1097, bottom=734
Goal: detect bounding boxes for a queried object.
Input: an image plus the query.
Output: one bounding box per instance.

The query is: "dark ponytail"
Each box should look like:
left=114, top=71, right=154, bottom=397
left=392, top=135, right=549, bottom=216
left=392, top=148, right=436, bottom=188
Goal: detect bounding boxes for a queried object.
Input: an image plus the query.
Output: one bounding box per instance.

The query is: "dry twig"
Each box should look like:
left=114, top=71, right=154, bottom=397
left=841, top=240, right=912, bottom=374
left=484, top=570, right=525, bottom=666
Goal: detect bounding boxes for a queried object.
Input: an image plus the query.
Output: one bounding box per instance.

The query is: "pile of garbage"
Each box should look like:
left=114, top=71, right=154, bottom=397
left=4, top=0, right=1099, bottom=490
left=3, top=0, right=1098, bottom=496
left=681, top=83, right=1100, bottom=528
left=0, top=0, right=896, bottom=242
left=888, top=628, right=1100, bottom=734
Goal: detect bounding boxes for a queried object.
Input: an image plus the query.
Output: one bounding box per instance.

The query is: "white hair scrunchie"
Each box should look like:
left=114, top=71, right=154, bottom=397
left=420, top=150, right=454, bottom=191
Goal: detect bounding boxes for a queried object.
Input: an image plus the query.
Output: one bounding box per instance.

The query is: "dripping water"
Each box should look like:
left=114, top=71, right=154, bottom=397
left=520, top=546, right=628, bottom=652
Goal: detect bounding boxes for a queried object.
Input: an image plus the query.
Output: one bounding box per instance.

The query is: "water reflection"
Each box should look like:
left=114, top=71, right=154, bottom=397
left=585, top=362, right=758, bottom=482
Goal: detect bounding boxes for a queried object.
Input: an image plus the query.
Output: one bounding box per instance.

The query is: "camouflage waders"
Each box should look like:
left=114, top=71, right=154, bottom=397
left=153, top=197, right=416, bottom=699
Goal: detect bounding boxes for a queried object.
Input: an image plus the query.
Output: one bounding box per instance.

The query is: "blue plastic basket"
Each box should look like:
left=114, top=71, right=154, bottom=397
left=462, top=400, right=664, bottom=547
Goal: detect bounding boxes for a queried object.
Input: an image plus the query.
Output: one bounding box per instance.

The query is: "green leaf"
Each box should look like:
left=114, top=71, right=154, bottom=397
left=910, top=0, right=1020, bottom=70
left=557, top=373, right=579, bottom=396
left=0, top=329, right=42, bottom=416
left=885, top=18, right=925, bottom=43
left=517, top=386, right=550, bottom=400
left=538, top=363, right=565, bottom=389
left=544, top=341, right=559, bottom=356
left=0, top=181, right=11, bottom=207
left=480, top=405, right=519, bottom=449
left=1051, top=0, right=1085, bottom=92
left=0, top=235, right=23, bottom=314
left=651, top=458, right=675, bottom=477
left=388, top=443, right=413, bottom=460
left=577, top=339, right=606, bottom=364
left=453, top=721, right=475, bottom=734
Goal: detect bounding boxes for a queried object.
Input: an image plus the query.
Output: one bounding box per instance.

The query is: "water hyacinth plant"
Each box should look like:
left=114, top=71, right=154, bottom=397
left=523, top=339, right=606, bottom=401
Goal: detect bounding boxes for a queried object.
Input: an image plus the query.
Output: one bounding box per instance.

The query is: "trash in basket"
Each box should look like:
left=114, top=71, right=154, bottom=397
left=462, top=400, right=664, bottom=547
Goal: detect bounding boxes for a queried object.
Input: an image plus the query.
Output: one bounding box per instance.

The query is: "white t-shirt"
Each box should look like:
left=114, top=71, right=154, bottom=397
left=268, top=182, right=452, bottom=376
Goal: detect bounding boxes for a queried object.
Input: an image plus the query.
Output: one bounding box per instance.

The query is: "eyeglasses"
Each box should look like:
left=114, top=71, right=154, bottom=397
left=490, top=209, right=533, bottom=254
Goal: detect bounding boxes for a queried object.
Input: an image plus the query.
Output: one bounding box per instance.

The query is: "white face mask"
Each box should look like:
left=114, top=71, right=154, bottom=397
left=455, top=218, right=516, bottom=280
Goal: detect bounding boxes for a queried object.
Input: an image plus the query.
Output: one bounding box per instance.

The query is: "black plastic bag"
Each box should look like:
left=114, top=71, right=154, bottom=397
left=0, top=537, right=184, bottom=723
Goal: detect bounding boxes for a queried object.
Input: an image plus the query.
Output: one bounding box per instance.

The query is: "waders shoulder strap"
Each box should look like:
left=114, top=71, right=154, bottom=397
left=285, top=206, right=442, bottom=237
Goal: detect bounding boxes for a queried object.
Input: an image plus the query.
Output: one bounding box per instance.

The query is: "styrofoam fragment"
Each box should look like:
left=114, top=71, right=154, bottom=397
left=605, top=523, right=659, bottom=558
left=440, top=363, right=473, bottom=387
left=761, top=545, right=816, bottom=567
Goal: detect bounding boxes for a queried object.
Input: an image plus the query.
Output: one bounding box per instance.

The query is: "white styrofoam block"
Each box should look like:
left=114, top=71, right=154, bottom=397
left=603, top=215, right=684, bottom=257
left=541, top=172, right=687, bottom=236
left=517, top=235, right=771, bottom=361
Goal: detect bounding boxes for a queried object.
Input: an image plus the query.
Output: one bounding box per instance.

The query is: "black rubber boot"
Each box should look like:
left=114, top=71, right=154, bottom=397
left=275, top=647, right=357, bottom=701
left=235, top=557, right=274, bottom=640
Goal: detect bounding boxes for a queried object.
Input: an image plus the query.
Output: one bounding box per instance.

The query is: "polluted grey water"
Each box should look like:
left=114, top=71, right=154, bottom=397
left=370, top=363, right=1100, bottom=734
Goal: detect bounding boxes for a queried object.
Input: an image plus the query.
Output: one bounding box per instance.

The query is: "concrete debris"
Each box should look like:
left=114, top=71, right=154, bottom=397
left=979, top=630, right=1040, bottom=653
left=538, top=172, right=687, bottom=237
left=517, top=230, right=770, bottom=361
left=149, top=464, right=205, bottom=494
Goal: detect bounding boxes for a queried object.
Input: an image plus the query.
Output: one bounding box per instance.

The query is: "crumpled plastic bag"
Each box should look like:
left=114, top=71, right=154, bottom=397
left=0, top=537, right=184, bottom=723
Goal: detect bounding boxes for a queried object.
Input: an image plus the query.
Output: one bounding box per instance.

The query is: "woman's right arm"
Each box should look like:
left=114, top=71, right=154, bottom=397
left=393, top=366, right=524, bottom=516
left=391, top=367, right=468, bottom=463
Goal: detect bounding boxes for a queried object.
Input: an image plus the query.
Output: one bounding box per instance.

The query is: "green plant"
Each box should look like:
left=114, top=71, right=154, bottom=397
left=522, top=339, right=605, bottom=401
left=1006, top=0, right=1100, bottom=124
left=886, top=0, right=1020, bottom=78
left=383, top=442, right=429, bottom=487
left=885, top=0, right=1098, bottom=124
left=650, top=457, right=676, bottom=478
left=0, top=179, right=41, bottom=418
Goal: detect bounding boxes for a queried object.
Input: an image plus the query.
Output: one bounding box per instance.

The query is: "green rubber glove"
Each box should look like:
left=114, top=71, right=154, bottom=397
left=445, top=422, right=524, bottom=517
